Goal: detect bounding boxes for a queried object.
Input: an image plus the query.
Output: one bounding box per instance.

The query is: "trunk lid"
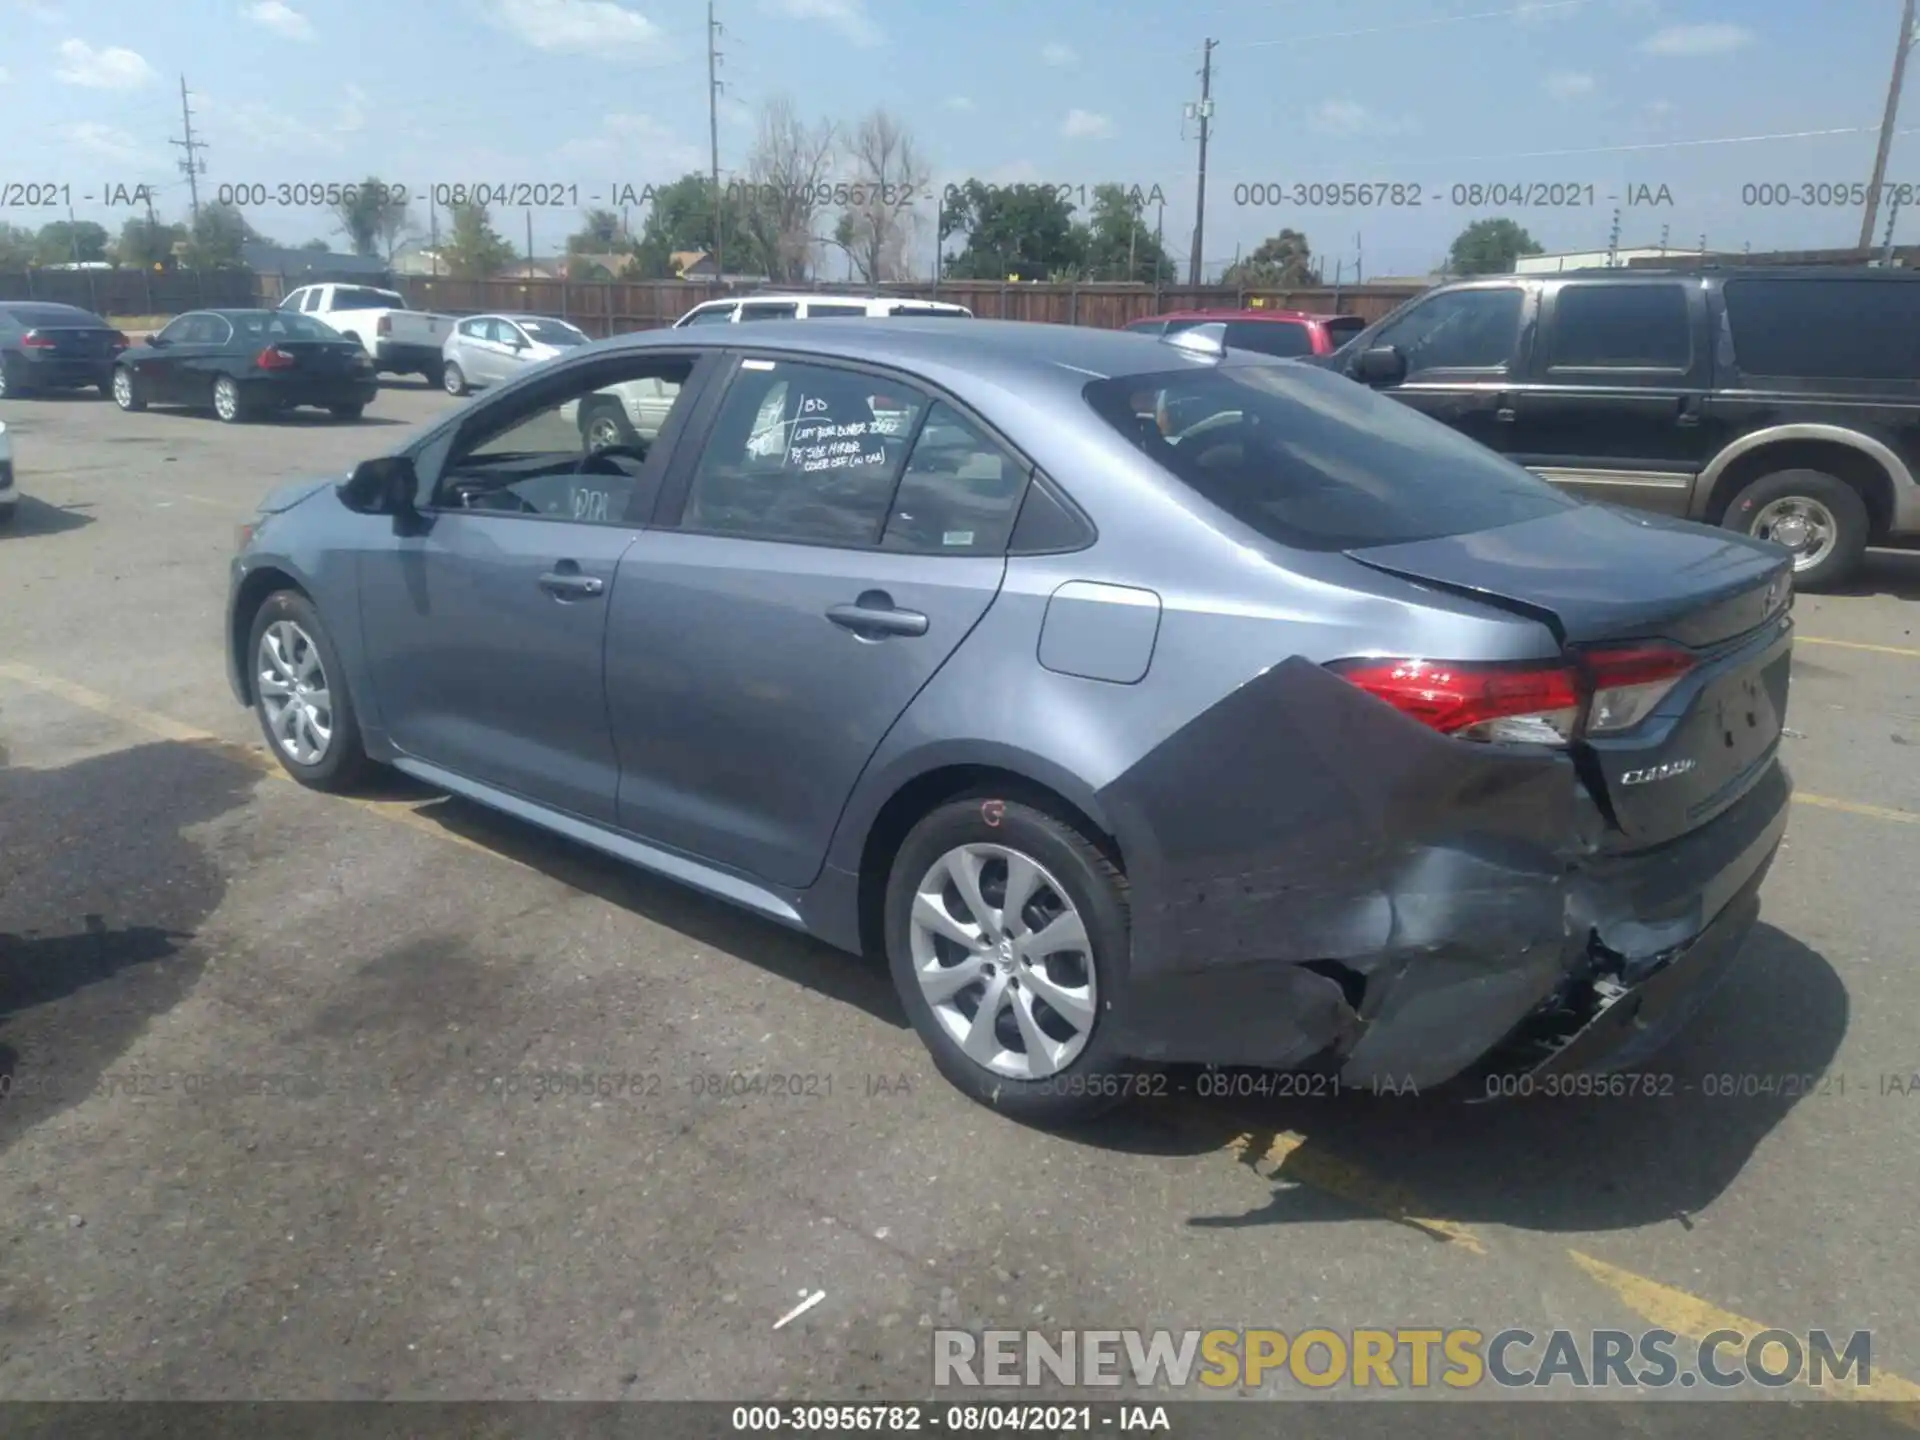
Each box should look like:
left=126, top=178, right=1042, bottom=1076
left=32, top=326, right=118, bottom=357
left=1348, top=504, right=1794, bottom=848
left=270, top=340, right=367, bottom=373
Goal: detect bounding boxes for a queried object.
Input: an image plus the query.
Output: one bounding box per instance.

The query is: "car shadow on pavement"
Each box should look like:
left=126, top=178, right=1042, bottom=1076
left=0, top=739, right=253, bottom=1157
left=0, top=496, right=95, bottom=538
left=1081, top=922, right=1849, bottom=1236
left=1831, top=548, right=1920, bottom=600
left=355, top=771, right=910, bottom=1032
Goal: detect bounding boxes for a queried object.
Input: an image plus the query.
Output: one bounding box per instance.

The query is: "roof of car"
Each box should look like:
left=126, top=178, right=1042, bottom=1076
left=700, top=293, right=970, bottom=309
left=1139, top=308, right=1356, bottom=323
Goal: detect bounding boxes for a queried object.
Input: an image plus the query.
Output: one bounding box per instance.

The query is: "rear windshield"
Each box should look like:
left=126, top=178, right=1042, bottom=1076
left=1222, top=320, right=1313, bottom=358
left=1723, top=278, right=1920, bottom=381
left=1325, top=316, right=1368, bottom=339
left=1083, top=361, right=1576, bottom=551
left=330, top=287, right=405, bottom=311
left=2, top=303, right=105, bottom=328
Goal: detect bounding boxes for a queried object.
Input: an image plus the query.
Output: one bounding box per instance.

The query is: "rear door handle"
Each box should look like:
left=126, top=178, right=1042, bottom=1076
left=539, top=569, right=604, bottom=598
left=827, top=599, right=929, bottom=638
left=1676, top=396, right=1702, bottom=427
left=1494, top=391, right=1516, bottom=423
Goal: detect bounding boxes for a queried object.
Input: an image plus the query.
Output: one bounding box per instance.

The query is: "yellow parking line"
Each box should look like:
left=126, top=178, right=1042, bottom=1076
left=1795, top=792, right=1920, bottom=824
left=0, top=660, right=512, bottom=864
left=1798, top=636, right=1920, bottom=660
left=1570, top=1250, right=1920, bottom=1426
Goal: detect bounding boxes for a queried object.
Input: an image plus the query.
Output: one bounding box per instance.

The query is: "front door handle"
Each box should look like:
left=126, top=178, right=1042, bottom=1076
left=539, top=568, right=604, bottom=598
left=827, top=596, right=929, bottom=638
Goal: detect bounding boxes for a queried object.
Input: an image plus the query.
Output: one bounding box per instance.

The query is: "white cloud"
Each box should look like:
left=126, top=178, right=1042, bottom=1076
left=243, top=1, right=313, bottom=39
left=7, top=0, right=61, bottom=19
left=1041, top=42, right=1078, bottom=68
left=1641, top=22, right=1752, bottom=56
left=557, top=113, right=705, bottom=175
left=944, top=95, right=974, bottom=111
left=1061, top=108, right=1113, bottom=139
left=484, top=0, right=671, bottom=56
left=52, top=38, right=157, bottom=89
left=761, top=0, right=880, bottom=46
left=1645, top=98, right=1676, bottom=120
left=1543, top=70, right=1596, bottom=100
left=336, top=83, right=368, bottom=132
left=197, top=87, right=367, bottom=157
left=1308, top=98, right=1417, bottom=138
left=70, top=121, right=148, bottom=165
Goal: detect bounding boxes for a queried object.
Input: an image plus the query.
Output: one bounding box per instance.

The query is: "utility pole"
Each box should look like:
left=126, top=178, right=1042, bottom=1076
left=526, top=209, right=535, bottom=280
left=170, top=75, right=207, bottom=223
left=707, top=0, right=725, bottom=286
left=1355, top=231, right=1363, bottom=284
left=1884, top=189, right=1904, bottom=263
left=1861, top=0, right=1919, bottom=249
left=1185, top=39, right=1216, bottom=287
left=1607, top=207, right=1622, bottom=266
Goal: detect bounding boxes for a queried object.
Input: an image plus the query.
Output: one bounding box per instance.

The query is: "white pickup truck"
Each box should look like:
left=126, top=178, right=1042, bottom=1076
left=277, top=283, right=455, bottom=382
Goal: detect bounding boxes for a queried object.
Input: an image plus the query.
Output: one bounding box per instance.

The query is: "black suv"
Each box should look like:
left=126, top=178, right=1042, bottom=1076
left=1316, top=266, right=1920, bottom=589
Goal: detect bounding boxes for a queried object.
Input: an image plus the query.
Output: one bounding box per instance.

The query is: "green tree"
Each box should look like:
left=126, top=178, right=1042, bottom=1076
left=567, top=207, right=626, bottom=254
left=333, top=176, right=413, bottom=259
left=116, top=215, right=188, bottom=268
left=34, top=219, right=110, bottom=265
left=1076, top=183, right=1174, bottom=283
left=630, top=173, right=750, bottom=279
left=1446, top=217, right=1542, bottom=275
left=940, top=180, right=1082, bottom=280
left=183, top=202, right=265, bottom=270
left=1221, top=229, right=1318, bottom=288
left=440, top=202, right=516, bottom=279
left=0, top=223, right=38, bottom=268
left=301, top=237, right=332, bottom=252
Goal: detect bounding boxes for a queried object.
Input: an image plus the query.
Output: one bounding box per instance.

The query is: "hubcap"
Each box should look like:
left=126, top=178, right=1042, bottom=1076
left=908, top=843, right=1097, bottom=1080
left=215, top=379, right=237, bottom=420
left=587, top=414, right=622, bottom=450
left=256, top=620, right=333, bottom=765
left=445, top=365, right=462, bottom=394
left=1751, top=496, right=1838, bottom=573
left=113, top=369, right=131, bottom=406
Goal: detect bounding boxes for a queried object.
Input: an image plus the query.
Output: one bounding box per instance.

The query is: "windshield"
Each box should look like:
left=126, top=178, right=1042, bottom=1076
left=330, top=287, right=405, bottom=311
left=1084, top=362, right=1575, bottom=551
left=518, top=319, right=587, bottom=346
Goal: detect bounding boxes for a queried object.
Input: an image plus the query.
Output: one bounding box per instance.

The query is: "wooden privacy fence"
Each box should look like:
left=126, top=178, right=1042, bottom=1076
left=1, top=269, right=1426, bottom=333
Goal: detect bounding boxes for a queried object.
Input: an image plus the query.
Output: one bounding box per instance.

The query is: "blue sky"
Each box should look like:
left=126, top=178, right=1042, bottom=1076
left=1, top=0, right=1913, bottom=277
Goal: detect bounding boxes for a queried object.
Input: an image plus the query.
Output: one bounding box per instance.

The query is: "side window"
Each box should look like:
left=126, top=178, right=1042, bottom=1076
left=1370, top=287, right=1524, bottom=374
left=1222, top=320, right=1313, bottom=358
left=431, top=356, right=697, bottom=525
left=739, top=301, right=799, bottom=321
left=301, top=289, right=324, bottom=314
left=680, top=359, right=928, bottom=546
left=1548, top=284, right=1691, bottom=369
left=807, top=303, right=868, bottom=318
left=279, top=289, right=303, bottom=312
left=457, top=317, right=485, bottom=339
left=155, top=315, right=198, bottom=344
left=881, top=402, right=1028, bottom=555
left=682, top=304, right=738, bottom=326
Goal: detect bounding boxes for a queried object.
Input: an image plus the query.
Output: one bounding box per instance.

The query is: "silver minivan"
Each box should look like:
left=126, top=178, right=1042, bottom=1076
left=673, top=294, right=973, bottom=326
left=442, top=313, right=589, bottom=395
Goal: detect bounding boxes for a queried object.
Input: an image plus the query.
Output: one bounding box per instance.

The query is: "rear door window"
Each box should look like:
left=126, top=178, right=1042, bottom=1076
left=739, top=301, right=800, bottom=321
left=880, top=402, right=1028, bottom=555
left=1723, top=278, right=1920, bottom=380
left=681, top=304, right=738, bottom=326
left=1083, top=361, right=1575, bottom=551
left=1547, top=283, right=1692, bottom=369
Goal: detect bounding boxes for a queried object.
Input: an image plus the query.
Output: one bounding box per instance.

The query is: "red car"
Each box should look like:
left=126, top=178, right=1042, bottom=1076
left=1123, top=308, right=1367, bottom=359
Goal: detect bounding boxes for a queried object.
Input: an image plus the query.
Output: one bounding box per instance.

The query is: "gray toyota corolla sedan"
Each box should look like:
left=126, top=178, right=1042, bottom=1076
left=225, top=319, right=1795, bottom=1124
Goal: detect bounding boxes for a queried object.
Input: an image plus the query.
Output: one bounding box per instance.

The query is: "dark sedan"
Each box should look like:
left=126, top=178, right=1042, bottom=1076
left=0, top=302, right=129, bottom=399
left=112, top=309, right=378, bottom=423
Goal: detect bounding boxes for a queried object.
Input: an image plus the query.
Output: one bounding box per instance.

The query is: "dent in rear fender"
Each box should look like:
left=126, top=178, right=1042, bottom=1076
left=1096, top=656, right=1601, bottom=1082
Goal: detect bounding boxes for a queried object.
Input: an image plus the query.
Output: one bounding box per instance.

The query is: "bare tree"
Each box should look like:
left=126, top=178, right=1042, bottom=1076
left=739, top=97, right=838, bottom=284
left=834, top=109, right=928, bottom=283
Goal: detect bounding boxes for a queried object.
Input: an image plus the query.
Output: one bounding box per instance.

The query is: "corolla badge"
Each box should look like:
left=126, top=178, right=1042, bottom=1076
left=1621, top=759, right=1696, bottom=786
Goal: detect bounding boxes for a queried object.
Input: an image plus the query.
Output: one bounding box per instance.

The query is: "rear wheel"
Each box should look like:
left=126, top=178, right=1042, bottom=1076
left=329, top=403, right=365, bottom=421
left=111, top=366, right=146, bottom=411
left=0, top=356, right=25, bottom=399
left=442, top=361, right=468, bottom=396
left=212, top=374, right=249, bottom=424
left=246, top=589, right=375, bottom=791
left=579, top=398, right=638, bottom=451
left=1722, top=468, right=1869, bottom=591
left=885, top=795, right=1136, bottom=1127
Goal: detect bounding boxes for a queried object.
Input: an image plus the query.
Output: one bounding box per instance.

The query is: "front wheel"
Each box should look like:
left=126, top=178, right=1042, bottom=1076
left=885, top=795, right=1137, bottom=1127
left=111, top=366, right=146, bottom=411
left=246, top=589, right=375, bottom=791
left=1723, top=468, right=1869, bottom=591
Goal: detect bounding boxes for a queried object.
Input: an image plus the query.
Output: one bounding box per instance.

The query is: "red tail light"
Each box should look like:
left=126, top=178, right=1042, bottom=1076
left=1331, top=658, right=1583, bottom=745
left=20, top=331, right=54, bottom=349
left=255, top=346, right=298, bottom=370
left=110, top=331, right=129, bottom=351
left=377, top=314, right=392, bottom=337
left=1581, top=643, right=1696, bottom=735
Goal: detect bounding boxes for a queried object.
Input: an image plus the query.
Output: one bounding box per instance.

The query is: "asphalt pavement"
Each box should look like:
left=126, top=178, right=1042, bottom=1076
left=1, top=379, right=1917, bottom=1425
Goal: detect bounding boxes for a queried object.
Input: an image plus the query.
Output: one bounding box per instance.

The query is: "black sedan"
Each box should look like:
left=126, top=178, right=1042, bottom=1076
left=0, top=302, right=129, bottom=399
left=111, top=309, right=378, bottom=423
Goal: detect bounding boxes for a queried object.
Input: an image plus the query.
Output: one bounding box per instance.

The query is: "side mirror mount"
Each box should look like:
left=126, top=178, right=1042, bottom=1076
left=1354, top=345, right=1407, bottom=386
left=339, top=455, right=421, bottom=518
left=147, top=335, right=169, bottom=348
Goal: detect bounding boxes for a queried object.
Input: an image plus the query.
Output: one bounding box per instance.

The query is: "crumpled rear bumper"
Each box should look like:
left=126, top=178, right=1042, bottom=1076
left=1096, top=657, right=1790, bottom=1087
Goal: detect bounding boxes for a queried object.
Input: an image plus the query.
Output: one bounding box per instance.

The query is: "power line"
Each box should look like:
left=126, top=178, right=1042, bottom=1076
left=1239, top=0, right=1585, bottom=48
left=1186, top=39, right=1216, bottom=285
left=169, top=74, right=207, bottom=223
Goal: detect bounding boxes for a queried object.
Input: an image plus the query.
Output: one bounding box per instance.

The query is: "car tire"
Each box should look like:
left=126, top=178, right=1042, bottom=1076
left=0, top=356, right=26, bottom=400
left=422, top=360, right=446, bottom=388
left=212, top=374, right=249, bottom=424
left=111, top=365, right=146, bottom=411
left=1722, top=468, right=1869, bottom=591
left=329, top=403, right=366, bottom=421
left=884, top=794, right=1139, bottom=1127
left=579, top=398, right=638, bottom=451
left=0, top=504, right=15, bottom=528
left=245, top=589, right=375, bottom=792
left=442, top=361, right=468, bottom=396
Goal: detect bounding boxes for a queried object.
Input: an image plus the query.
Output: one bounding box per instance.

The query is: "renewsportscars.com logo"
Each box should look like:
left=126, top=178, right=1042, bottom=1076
left=933, top=1327, right=1875, bottom=1392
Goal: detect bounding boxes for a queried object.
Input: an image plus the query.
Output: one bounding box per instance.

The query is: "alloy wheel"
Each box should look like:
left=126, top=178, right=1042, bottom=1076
left=1750, top=495, right=1839, bottom=574
left=586, top=411, right=625, bottom=451
left=256, top=620, right=333, bottom=765
left=443, top=363, right=464, bottom=395
left=214, top=376, right=239, bottom=422
left=112, top=369, right=133, bottom=408
left=907, top=843, right=1097, bottom=1080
